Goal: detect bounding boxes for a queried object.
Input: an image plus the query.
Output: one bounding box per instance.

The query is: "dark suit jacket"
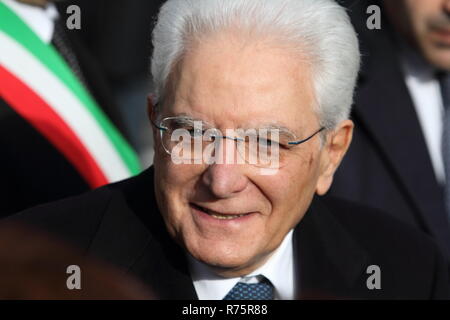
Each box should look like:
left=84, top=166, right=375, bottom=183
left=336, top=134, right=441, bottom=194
left=0, top=98, right=89, bottom=217
left=0, top=4, right=131, bottom=217
left=9, top=167, right=450, bottom=299
left=330, top=0, right=450, bottom=260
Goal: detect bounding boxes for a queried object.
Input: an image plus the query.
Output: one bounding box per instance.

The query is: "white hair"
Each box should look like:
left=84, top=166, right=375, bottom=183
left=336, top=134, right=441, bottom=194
left=151, top=0, right=360, bottom=129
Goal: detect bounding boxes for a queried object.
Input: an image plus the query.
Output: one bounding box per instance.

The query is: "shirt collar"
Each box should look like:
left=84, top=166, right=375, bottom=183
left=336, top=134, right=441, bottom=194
left=399, top=40, right=437, bottom=81
left=188, top=229, right=294, bottom=300
left=3, top=0, right=59, bottom=44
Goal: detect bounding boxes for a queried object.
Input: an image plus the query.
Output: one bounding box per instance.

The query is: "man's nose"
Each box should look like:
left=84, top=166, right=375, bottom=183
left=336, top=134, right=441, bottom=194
left=202, top=139, right=248, bottom=198
left=201, top=162, right=249, bottom=198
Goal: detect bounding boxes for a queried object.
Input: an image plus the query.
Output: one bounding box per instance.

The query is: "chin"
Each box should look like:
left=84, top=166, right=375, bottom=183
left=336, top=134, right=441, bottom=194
left=423, top=44, right=450, bottom=70
left=188, top=238, right=259, bottom=271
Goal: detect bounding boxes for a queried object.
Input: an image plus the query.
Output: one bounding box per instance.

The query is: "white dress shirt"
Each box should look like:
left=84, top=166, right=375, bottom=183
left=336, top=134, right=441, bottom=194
left=188, top=229, right=295, bottom=300
left=3, top=0, right=58, bottom=44
left=401, top=46, right=447, bottom=185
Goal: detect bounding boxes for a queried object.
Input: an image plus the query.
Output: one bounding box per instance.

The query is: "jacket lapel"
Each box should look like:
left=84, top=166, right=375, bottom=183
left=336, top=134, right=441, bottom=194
left=294, top=197, right=369, bottom=299
left=88, top=168, right=198, bottom=299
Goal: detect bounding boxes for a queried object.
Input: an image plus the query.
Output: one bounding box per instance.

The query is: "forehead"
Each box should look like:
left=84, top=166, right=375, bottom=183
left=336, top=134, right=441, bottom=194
left=165, top=33, right=317, bottom=131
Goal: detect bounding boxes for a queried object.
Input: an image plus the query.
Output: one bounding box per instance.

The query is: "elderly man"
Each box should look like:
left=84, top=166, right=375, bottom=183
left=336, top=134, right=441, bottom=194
left=9, top=0, right=450, bottom=299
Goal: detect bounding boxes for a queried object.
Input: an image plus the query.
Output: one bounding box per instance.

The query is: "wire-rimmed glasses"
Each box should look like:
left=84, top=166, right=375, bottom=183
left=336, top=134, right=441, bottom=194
left=151, top=115, right=325, bottom=168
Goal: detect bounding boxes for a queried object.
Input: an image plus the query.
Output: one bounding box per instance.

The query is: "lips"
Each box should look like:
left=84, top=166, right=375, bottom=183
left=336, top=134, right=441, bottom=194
left=190, top=203, right=252, bottom=220
left=430, top=27, right=450, bottom=43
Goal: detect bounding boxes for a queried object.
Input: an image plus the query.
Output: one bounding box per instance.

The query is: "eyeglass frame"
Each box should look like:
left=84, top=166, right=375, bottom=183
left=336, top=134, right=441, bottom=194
left=150, top=113, right=326, bottom=154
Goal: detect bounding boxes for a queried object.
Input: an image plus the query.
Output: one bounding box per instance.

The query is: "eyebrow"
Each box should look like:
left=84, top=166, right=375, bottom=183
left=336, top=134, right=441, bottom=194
left=168, top=114, right=299, bottom=138
left=252, top=123, right=298, bottom=138
left=168, top=114, right=215, bottom=128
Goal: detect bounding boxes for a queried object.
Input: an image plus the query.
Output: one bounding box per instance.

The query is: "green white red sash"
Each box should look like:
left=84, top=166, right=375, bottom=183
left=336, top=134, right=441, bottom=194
left=0, top=2, right=141, bottom=188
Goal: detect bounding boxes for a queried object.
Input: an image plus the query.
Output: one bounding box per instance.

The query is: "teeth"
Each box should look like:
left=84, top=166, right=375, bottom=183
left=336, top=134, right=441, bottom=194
left=193, top=204, right=247, bottom=220
left=210, top=213, right=246, bottom=220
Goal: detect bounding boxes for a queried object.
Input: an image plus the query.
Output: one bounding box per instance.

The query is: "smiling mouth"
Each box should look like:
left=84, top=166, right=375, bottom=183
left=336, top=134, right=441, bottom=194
left=190, top=203, right=251, bottom=220
left=430, top=27, right=450, bottom=39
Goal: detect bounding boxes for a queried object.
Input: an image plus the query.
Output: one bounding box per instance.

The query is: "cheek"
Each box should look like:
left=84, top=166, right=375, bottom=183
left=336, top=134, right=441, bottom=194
left=256, top=153, right=319, bottom=224
left=417, top=8, right=437, bottom=34
left=155, top=163, right=202, bottom=231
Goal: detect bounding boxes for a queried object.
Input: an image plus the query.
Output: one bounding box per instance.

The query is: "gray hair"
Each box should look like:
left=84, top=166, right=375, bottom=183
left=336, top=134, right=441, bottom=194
left=151, top=0, right=360, bottom=129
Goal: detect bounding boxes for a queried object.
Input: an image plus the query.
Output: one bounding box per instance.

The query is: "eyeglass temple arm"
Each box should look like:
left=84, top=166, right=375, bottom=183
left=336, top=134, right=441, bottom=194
left=288, top=127, right=326, bottom=146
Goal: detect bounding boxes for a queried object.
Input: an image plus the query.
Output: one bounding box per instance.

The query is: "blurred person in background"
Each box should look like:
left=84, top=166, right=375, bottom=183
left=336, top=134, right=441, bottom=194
left=0, top=221, right=153, bottom=299
left=0, top=0, right=141, bottom=217
left=331, top=0, right=450, bottom=261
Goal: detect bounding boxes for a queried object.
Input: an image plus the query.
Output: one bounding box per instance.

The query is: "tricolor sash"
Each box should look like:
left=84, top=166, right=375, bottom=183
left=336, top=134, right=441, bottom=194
left=0, top=2, right=141, bottom=188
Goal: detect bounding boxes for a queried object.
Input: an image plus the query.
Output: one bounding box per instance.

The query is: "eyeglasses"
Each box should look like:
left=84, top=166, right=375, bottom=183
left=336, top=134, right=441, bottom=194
left=151, top=115, right=325, bottom=168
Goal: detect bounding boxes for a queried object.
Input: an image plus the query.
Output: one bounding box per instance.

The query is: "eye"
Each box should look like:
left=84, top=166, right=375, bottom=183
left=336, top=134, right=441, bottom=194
left=187, top=127, right=204, bottom=137
left=257, top=137, right=279, bottom=148
left=170, top=120, right=205, bottom=137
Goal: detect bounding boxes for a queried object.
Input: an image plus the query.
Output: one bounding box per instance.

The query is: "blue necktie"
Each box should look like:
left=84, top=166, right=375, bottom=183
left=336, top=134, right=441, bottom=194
left=438, top=73, right=450, bottom=220
left=223, top=277, right=274, bottom=300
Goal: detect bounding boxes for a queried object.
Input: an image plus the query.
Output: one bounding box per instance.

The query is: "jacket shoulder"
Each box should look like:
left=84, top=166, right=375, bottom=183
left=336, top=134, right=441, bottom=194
left=320, top=196, right=450, bottom=299
left=7, top=185, right=115, bottom=250
left=322, top=196, right=436, bottom=251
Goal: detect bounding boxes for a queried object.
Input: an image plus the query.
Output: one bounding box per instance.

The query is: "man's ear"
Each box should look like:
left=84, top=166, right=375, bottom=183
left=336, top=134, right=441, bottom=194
left=315, top=120, right=354, bottom=195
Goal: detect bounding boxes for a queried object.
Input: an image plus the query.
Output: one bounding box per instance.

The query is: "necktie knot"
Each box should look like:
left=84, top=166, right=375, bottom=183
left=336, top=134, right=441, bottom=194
left=438, top=72, right=450, bottom=109
left=223, top=276, right=274, bottom=300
